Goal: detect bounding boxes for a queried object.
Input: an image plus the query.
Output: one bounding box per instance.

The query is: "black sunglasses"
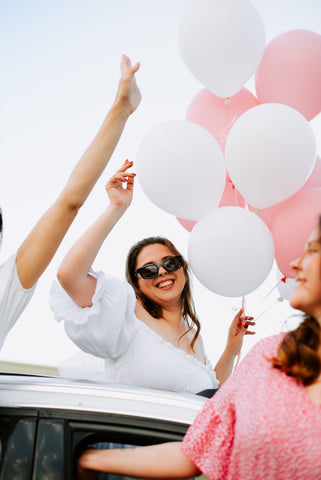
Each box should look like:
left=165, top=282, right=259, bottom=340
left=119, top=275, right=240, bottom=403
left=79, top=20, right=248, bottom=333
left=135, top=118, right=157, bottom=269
left=135, top=255, right=183, bottom=279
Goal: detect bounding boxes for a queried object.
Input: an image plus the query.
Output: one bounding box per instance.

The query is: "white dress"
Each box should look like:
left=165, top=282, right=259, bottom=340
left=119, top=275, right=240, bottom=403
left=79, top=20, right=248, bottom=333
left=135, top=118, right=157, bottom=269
left=0, top=254, right=36, bottom=350
left=49, top=270, right=219, bottom=394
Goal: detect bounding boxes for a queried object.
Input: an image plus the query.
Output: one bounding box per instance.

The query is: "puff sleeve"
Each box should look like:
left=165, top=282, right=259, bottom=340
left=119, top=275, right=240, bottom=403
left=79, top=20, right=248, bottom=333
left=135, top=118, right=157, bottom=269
left=49, top=270, right=137, bottom=359
left=181, top=378, right=236, bottom=479
left=181, top=335, right=283, bottom=479
left=0, top=254, right=36, bottom=350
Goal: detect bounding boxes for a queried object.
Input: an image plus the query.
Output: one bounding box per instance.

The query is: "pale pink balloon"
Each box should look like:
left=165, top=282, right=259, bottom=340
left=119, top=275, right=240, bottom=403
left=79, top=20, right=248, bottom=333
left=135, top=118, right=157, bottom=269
left=177, top=182, right=245, bottom=232
left=255, top=29, right=321, bottom=120
left=271, top=188, right=321, bottom=278
left=248, top=202, right=283, bottom=231
left=248, top=156, right=321, bottom=230
left=186, top=87, right=259, bottom=153
left=176, top=217, right=196, bottom=232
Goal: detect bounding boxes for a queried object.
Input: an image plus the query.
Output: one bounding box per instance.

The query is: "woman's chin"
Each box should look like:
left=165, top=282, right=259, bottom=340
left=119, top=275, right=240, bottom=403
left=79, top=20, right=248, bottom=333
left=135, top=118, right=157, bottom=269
left=289, top=295, right=303, bottom=312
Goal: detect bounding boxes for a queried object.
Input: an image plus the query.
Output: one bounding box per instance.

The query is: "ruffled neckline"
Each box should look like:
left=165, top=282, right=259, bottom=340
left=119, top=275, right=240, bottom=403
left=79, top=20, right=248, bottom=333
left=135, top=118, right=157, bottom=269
left=135, top=316, right=217, bottom=379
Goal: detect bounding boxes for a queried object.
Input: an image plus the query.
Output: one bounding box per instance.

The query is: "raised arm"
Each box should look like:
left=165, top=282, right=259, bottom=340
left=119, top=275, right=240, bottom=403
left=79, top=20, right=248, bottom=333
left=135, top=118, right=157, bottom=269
left=16, top=55, right=141, bottom=289
left=214, top=309, right=255, bottom=385
left=77, top=442, right=200, bottom=480
left=57, top=160, right=135, bottom=307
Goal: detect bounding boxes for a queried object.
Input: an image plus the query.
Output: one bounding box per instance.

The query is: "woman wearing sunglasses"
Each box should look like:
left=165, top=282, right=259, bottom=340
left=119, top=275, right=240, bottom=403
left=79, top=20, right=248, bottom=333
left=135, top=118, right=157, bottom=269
left=0, top=55, right=141, bottom=351
left=50, top=160, right=254, bottom=393
left=77, top=216, right=321, bottom=480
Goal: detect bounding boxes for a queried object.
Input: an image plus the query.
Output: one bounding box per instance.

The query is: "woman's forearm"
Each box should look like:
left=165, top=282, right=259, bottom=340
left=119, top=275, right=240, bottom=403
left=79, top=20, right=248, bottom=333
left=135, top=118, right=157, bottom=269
left=57, top=204, right=126, bottom=307
left=78, top=442, right=200, bottom=479
left=214, top=347, right=237, bottom=385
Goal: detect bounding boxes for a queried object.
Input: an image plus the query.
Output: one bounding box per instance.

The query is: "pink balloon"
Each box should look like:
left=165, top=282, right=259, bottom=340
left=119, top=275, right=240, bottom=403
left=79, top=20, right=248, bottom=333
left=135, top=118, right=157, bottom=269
left=220, top=181, right=246, bottom=208
left=176, top=217, right=196, bottom=232
left=255, top=29, right=321, bottom=120
left=177, top=182, right=245, bottom=232
left=248, top=156, right=321, bottom=230
left=186, top=87, right=259, bottom=153
left=248, top=202, right=283, bottom=231
left=271, top=188, right=321, bottom=278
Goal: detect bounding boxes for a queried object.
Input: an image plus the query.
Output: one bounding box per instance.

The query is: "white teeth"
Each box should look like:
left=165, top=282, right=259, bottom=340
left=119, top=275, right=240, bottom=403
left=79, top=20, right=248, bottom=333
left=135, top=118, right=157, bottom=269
left=157, top=280, right=173, bottom=288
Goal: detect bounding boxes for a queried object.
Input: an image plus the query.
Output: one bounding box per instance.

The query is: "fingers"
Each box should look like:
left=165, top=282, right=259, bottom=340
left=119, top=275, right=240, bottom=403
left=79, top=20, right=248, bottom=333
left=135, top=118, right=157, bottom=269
left=243, top=318, right=255, bottom=325
left=120, top=54, right=140, bottom=75
left=120, top=54, right=131, bottom=72
left=111, top=160, right=135, bottom=186
left=243, top=318, right=256, bottom=336
left=126, top=173, right=135, bottom=191
left=131, top=62, right=140, bottom=74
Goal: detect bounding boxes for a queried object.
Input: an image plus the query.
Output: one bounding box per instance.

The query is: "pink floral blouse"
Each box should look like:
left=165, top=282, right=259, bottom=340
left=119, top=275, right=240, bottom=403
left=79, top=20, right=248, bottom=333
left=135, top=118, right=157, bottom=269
left=182, top=334, right=321, bottom=480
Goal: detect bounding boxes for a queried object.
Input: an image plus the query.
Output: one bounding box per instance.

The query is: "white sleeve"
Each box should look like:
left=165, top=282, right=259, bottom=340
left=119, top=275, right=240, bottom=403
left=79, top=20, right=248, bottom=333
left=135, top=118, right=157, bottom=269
left=49, top=270, right=137, bottom=359
left=0, top=254, right=37, bottom=351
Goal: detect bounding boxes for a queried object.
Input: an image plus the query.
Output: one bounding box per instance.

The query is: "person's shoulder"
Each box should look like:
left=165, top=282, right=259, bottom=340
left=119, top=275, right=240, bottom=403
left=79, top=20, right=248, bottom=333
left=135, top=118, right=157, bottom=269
left=248, top=333, right=285, bottom=359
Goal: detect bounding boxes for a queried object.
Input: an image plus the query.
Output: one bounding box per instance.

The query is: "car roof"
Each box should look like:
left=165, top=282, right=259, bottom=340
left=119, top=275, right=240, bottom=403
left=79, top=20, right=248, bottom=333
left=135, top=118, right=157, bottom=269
left=0, top=373, right=207, bottom=425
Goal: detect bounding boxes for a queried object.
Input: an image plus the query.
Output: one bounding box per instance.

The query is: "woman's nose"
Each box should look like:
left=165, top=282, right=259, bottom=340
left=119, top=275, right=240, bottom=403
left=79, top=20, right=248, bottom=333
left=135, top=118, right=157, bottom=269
left=158, top=265, right=167, bottom=275
left=290, top=256, right=301, bottom=273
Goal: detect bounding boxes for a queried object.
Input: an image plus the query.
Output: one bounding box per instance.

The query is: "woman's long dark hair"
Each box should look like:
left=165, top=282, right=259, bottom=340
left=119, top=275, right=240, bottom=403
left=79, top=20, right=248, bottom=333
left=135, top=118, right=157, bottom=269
left=126, top=237, right=201, bottom=350
left=271, top=216, right=321, bottom=386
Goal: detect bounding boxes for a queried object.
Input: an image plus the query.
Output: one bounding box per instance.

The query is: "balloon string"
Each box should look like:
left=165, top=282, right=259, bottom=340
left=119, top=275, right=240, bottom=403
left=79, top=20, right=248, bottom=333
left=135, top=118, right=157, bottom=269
left=235, top=297, right=279, bottom=370
left=232, top=182, right=239, bottom=206
left=235, top=296, right=246, bottom=368
left=261, top=276, right=287, bottom=304
left=254, top=299, right=279, bottom=322
left=217, top=112, right=237, bottom=143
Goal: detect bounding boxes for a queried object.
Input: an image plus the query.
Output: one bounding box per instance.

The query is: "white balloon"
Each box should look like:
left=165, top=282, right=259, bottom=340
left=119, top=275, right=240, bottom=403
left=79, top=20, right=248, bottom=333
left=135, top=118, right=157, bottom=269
left=178, top=0, right=265, bottom=97
left=225, top=103, right=316, bottom=208
left=277, top=277, right=296, bottom=301
left=136, top=121, right=226, bottom=220
left=188, top=207, right=274, bottom=297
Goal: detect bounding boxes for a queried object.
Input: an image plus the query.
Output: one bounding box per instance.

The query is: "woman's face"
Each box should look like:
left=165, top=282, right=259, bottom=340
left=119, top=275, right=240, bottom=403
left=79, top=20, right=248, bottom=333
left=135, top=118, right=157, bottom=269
left=290, top=226, right=321, bottom=321
left=135, top=243, right=186, bottom=310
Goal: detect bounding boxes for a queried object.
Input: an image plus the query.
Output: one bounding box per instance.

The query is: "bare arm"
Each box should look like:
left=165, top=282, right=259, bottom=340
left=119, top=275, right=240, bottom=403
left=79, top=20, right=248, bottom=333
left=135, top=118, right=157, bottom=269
left=77, top=442, right=201, bottom=480
left=214, top=309, right=255, bottom=385
left=16, top=55, right=141, bottom=289
left=57, top=161, right=135, bottom=307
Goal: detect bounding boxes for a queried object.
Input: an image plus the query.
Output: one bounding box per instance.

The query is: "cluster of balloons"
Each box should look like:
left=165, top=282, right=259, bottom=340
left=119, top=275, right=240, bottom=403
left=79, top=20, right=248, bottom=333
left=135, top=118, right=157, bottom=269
left=136, top=0, right=321, bottom=298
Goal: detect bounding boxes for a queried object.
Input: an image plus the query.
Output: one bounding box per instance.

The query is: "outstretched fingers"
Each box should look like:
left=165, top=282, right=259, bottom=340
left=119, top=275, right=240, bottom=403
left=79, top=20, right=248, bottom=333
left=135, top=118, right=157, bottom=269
left=111, top=160, right=135, bottom=187
left=120, top=54, right=140, bottom=76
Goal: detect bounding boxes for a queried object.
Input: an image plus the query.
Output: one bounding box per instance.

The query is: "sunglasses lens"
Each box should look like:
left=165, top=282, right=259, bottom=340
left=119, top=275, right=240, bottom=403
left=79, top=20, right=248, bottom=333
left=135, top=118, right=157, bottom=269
left=139, top=265, right=158, bottom=279
left=163, top=256, right=182, bottom=272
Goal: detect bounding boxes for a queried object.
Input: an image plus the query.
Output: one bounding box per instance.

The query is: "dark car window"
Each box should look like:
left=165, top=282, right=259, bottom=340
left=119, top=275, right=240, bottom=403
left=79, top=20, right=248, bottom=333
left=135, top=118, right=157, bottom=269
left=33, top=419, right=65, bottom=479
left=0, top=412, right=37, bottom=480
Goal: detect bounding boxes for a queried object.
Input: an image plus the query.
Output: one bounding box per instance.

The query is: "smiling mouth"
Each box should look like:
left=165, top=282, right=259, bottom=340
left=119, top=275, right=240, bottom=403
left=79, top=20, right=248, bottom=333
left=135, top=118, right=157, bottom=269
left=157, top=280, right=174, bottom=289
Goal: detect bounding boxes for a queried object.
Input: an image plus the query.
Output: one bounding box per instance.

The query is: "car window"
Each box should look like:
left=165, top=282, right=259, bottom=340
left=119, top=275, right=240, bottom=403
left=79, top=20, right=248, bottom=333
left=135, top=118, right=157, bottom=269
left=0, top=411, right=37, bottom=480
left=69, top=416, right=210, bottom=480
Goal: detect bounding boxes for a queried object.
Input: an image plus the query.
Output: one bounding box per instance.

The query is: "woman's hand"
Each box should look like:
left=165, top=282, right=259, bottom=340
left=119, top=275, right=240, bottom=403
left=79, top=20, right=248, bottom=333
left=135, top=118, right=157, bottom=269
left=226, top=308, right=255, bottom=357
left=214, top=309, right=255, bottom=385
left=77, top=449, right=98, bottom=480
left=114, top=55, right=141, bottom=116
left=106, top=160, right=136, bottom=210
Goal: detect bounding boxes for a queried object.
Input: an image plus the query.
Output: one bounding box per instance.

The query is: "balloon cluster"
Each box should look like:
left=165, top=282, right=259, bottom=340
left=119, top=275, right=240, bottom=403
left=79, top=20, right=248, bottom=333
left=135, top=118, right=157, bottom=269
left=136, top=0, right=320, bottom=298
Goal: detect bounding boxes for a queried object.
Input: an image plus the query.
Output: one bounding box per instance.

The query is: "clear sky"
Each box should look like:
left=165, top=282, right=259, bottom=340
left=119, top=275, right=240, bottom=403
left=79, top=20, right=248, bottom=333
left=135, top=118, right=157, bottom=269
left=0, top=0, right=320, bottom=369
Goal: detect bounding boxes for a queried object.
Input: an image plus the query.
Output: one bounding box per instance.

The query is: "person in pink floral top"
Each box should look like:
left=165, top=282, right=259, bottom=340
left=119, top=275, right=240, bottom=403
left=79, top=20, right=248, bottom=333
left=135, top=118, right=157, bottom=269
left=77, top=215, right=321, bottom=480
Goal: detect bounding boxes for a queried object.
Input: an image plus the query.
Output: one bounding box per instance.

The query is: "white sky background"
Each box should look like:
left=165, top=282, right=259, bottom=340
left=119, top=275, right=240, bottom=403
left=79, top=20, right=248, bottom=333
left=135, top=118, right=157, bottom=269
left=0, top=0, right=321, bottom=368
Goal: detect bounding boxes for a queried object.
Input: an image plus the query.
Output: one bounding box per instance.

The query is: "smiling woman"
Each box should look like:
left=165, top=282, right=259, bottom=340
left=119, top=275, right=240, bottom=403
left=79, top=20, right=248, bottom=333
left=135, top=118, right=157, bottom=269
left=49, top=161, right=255, bottom=394
left=271, top=218, right=321, bottom=389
